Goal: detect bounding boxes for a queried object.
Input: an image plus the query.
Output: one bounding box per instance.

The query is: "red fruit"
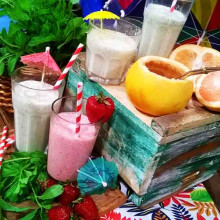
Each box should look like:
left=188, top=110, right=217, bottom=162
left=59, top=185, right=80, bottom=205
left=47, top=179, right=57, bottom=188
left=86, top=92, right=115, bottom=123
left=73, top=196, right=99, bottom=220
left=48, top=206, right=72, bottom=220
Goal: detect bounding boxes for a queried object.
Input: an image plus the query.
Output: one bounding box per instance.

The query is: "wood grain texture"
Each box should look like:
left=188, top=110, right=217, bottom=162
left=151, top=107, right=220, bottom=137
left=68, top=68, right=220, bottom=207
left=91, top=189, right=127, bottom=217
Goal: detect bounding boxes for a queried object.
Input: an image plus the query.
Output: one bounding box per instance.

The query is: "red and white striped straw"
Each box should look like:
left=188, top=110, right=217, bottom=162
left=75, top=82, right=83, bottom=134
left=53, top=43, right=84, bottom=90
left=170, top=0, right=178, bottom=13
left=0, top=126, right=8, bottom=170
left=4, top=135, right=15, bottom=151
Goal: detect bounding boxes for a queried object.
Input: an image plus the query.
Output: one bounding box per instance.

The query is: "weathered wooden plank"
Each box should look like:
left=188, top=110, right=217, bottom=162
left=131, top=147, right=220, bottom=208
left=68, top=69, right=220, bottom=194
left=68, top=67, right=220, bottom=207
left=155, top=139, right=220, bottom=177
left=157, top=123, right=220, bottom=166
left=151, top=107, right=220, bottom=137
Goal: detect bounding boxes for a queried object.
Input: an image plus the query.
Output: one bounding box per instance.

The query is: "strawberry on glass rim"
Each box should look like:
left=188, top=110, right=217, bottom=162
left=86, top=92, right=115, bottom=124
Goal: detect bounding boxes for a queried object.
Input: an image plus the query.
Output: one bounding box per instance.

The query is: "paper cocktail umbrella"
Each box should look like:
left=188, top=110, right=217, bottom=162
left=84, top=10, right=120, bottom=29
left=21, top=47, right=61, bottom=76
left=83, top=11, right=120, bottom=21
left=77, top=157, right=119, bottom=195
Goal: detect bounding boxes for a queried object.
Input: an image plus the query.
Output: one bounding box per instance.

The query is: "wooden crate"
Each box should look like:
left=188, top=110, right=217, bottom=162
left=67, top=67, right=220, bottom=208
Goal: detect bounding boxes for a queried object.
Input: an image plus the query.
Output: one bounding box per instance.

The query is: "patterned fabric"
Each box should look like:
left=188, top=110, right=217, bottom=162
left=101, top=184, right=220, bottom=220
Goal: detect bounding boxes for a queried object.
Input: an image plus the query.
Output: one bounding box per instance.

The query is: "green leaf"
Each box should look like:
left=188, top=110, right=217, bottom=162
left=18, top=0, right=31, bottom=12
left=38, top=184, right=63, bottom=200
left=8, top=22, right=22, bottom=37
left=7, top=55, right=19, bottom=73
left=37, top=171, right=49, bottom=182
left=40, top=209, right=49, bottom=220
left=0, top=10, right=7, bottom=17
left=41, top=204, right=52, bottom=210
left=28, top=34, right=57, bottom=46
left=190, top=189, right=213, bottom=202
left=0, top=62, right=5, bottom=75
left=0, top=199, right=30, bottom=212
left=19, top=209, right=39, bottom=220
left=15, top=31, right=28, bottom=48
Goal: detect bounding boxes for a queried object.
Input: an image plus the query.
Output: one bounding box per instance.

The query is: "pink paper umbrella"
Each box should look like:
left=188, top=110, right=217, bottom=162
left=21, top=47, right=61, bottom=75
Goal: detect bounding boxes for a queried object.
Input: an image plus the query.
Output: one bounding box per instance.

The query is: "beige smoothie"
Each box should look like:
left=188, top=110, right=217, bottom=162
left=138, top=4, right=186, bottom=58
left=12, top=80, right=60, bottom=152
left=86, top=28, right=137, bottom=84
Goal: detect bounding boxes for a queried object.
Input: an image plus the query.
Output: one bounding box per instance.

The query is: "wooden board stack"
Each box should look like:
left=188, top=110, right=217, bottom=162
left=67, top=67, right=220, bottom=208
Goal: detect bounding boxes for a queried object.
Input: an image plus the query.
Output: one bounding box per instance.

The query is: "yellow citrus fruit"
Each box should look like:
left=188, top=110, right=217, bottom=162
left=125, top=56, right=193, bottom=116
left=169, top=44, right=220, bottom=70
left=195, top=71, right=220, bottom=112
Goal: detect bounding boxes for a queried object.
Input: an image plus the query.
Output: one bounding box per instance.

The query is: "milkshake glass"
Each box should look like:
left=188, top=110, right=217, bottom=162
left=12, top=66, right=64, bottom=152
left=86, top=18, right=142, bottom=85
left=47, top=96, right=101, bottom=182
left=138, top=0, right=194, bottom=58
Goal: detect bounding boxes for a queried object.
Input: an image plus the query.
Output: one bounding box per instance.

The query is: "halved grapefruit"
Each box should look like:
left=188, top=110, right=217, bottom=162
left=187, top=74, right=206, bottom=92
left=170, top=44, right=220, bottom=70
left=195, top=71, right=220, bottom=112
left=125, top=56, right=193, bottom=116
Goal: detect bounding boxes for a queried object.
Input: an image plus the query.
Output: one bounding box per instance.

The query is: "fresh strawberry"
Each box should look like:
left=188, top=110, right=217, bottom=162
left=86, top=92, right=115, bottom=123
left=73, top=195, right=99, bottom=220
left=46, top=179, right=57, bottom=188
left=59, top=185, right=80, bottom=205
left=48, top=205, right=72, bottom=220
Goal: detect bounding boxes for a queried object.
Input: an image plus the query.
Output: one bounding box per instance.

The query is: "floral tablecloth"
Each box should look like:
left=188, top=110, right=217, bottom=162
left=102, top=183, right=220, bottom=220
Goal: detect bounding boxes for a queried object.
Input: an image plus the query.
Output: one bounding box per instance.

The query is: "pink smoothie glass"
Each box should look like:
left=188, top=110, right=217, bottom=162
left=47, top=96, right=101, bottom=182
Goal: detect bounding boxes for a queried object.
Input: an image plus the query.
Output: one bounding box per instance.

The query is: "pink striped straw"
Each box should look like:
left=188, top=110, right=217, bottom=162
left=0, top=126, right=8, bottom=170
left=4, top=135, right=15, bottom=151
left=75, top=82, right=83, bottom=134
left=53, top=43, right=84, bottom=90
left=170, top=0, right=178, bottom=13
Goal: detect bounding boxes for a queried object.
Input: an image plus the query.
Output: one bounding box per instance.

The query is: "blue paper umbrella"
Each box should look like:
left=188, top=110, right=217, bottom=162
left=77, top=157, right=119, bottom=195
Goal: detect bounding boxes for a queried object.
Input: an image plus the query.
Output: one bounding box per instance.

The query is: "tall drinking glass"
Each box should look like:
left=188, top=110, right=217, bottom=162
left=138, top=0, right=195, bottom=58
left=47, top=96, right=101, bottom=182
left=12, top=66, right=64, bottom=152
left=86, top=18, right=142, bottom=85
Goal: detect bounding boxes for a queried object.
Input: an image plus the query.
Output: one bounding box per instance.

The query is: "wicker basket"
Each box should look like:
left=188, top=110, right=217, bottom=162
left=0, top=76, right=13, bottom=114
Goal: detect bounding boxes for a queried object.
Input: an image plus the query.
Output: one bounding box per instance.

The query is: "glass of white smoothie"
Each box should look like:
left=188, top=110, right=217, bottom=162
left=86, top=18, right=142, bottom=85
left=138, top=0, right=195, bottom=58
left=12, top=66, right=65, bottom=152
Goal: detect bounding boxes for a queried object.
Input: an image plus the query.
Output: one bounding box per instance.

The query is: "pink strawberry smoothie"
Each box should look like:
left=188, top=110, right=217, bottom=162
left=47, top=112, right=100, bottom=182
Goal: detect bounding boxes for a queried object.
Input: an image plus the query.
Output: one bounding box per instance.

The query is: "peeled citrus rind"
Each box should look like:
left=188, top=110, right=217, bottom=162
left=195, top=71, right=220, bottom=112
left=125, top=56, right=193, bottom=116
left=170, top=44, right=220, bottom=70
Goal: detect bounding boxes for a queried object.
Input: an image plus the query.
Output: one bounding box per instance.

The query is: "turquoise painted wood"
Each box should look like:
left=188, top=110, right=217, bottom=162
left=67, top=67, right=220, bottom=208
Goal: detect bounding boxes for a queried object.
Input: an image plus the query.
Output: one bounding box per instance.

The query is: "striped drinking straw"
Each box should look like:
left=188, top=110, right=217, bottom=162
left=4, top=135, right=15, bottom=151
left=75, top=82, right=83, bottom=134
left=53, top=43, right=84, bottom=90
left=0, top=126, right=8, bottom=171
left=170, top=0, right=178, bottom=13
